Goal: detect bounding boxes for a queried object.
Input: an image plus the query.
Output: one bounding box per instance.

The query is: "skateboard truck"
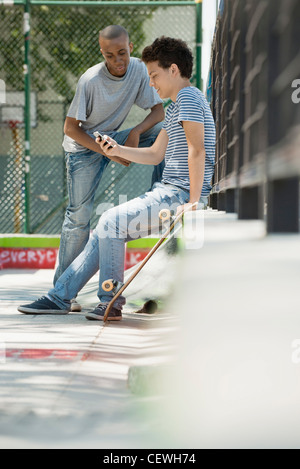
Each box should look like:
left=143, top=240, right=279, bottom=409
left=159, top=208, right=172, bottom=222
left=102, top=279, right=124, bottom=294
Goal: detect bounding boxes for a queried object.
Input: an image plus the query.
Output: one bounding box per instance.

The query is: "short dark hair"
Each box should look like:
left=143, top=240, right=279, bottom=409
left=141, top=36, right=193, bottom=79
left=99, top=25, right=129, bottom=41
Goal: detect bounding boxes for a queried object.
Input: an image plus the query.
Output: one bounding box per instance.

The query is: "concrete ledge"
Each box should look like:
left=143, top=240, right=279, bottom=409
left=153, top=211, right=300, bottom=448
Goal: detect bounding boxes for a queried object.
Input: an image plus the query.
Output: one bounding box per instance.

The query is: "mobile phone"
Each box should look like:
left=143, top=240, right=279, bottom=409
left=93, top=131, right=113, bottom=149
left=93, top=131, right=103, bottom=140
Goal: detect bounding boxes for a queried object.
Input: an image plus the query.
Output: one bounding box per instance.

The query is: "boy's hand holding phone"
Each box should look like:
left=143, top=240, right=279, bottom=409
left=93, top=131, right=130, bottom=167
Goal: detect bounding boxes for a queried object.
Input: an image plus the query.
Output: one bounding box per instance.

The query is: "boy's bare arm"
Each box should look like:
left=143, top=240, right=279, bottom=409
left=64, top=117, right=130, bottom=166
left=177, top=120, right=206, bottom=214
left=124, top=103, right=165, bottom=148
left=96, top=128, right=168, bottom=165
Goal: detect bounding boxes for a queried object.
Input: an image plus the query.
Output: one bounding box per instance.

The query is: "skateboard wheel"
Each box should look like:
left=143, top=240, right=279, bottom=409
left=102, top=279, right=114, bottom=292
left=159, top=208, right=171, bottom=221
left=143, top=300, right=158, bottom=314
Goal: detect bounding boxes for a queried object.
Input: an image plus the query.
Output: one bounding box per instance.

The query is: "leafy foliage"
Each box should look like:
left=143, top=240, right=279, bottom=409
left=1, top=3, right=156, bottom=104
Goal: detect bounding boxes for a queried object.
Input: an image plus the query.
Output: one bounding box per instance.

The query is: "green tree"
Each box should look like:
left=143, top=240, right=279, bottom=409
left=1, top=2, right=156, bottom=105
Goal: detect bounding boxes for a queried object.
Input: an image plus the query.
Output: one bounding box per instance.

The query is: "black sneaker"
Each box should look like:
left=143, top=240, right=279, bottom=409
left=18, top=296, right=70, bottom=315
left=85, top=303, right=122, bottom=321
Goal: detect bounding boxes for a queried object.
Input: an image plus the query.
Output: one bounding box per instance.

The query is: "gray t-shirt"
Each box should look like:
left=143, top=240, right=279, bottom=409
left=62, top=57, right=162, bottom=153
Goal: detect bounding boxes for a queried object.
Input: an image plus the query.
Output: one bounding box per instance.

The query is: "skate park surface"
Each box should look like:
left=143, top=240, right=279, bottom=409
left=1, top=209, right=300, bottom=449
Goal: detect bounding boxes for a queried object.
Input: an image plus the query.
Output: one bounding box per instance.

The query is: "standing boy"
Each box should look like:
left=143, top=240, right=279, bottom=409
left=18, top=36, right=215, bottom=320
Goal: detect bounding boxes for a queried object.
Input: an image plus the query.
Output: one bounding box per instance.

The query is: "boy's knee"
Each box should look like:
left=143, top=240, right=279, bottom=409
left=64, top=206, right=91, bottom=230
left=95, top=208, right=118, bottom=238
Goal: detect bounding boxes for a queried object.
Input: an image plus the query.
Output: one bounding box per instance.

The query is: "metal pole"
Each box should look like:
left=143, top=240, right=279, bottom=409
left=11, top=123, right=23, bottom=233
left=23, top=0, right=31, bottom=233
left=30, top=1, right=195, bottom=5
left=195, top=0, right=203, bottom=90
left=2, top=0, right=196, bottom=4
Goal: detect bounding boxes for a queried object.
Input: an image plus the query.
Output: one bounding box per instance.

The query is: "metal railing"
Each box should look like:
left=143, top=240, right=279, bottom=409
left=209, top=0, right=300, bottom=233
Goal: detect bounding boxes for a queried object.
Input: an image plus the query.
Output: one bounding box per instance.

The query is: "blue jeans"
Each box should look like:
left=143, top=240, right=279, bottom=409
left=48, top=182, right=190, bottom=310
left=54, top=123, right=163, bottom=284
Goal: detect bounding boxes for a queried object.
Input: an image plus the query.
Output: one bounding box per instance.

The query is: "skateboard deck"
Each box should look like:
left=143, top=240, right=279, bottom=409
left=102, top=203, right=197, bottom=321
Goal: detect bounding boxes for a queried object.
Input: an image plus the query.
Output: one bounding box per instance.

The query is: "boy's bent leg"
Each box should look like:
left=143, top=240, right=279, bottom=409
left=85, top=214, right=127, bottom=321
left=151, top=160, right=165, bottom=187
left=138, top=122, right=163, bottom=147
left=95, top=214, right=126, bottom=310
left=94, top=182, right=190, bottom=310
left=112, top=122, right=163, bottom=147
left=54, top=150, right=109, bottom=284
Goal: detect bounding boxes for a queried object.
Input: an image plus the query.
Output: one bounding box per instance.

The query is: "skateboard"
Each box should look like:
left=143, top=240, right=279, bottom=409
left=102, top=203, right=197, bottom=321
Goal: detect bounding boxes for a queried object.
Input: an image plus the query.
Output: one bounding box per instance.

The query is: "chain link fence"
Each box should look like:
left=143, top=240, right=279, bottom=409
left=0, top=0, right=199, bottom=234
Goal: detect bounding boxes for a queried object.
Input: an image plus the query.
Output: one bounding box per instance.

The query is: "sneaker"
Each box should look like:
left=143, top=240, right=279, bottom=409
left=85, top=303, right=122, bottom=321
left=18, top=296, right=70, bottom=315
left=71, top=299, right=82, bottom=312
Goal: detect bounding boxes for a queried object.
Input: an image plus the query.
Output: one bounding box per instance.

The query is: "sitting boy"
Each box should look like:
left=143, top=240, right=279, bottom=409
left=18, top=36, right=216, bottom=321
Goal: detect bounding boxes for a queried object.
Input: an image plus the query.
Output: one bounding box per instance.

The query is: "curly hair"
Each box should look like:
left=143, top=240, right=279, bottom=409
left=141, top=36, right=193, bottom=79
